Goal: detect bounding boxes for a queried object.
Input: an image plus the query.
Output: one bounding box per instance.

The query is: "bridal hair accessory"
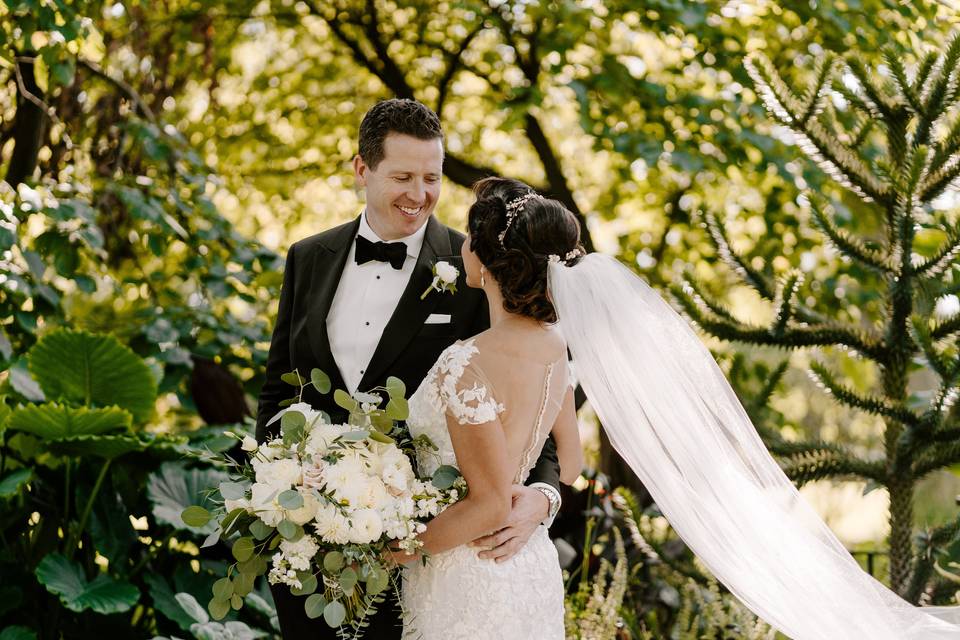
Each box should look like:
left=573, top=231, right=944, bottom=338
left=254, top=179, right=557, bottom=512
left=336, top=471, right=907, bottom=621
left=547, top=248, right=583, bottom=264
left=498, top=191, right=543, bottom=248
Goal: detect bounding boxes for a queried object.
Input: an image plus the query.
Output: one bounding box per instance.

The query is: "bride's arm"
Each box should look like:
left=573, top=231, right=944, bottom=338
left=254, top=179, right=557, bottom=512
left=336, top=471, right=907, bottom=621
left=413, top=414, right=513, bottom=556
left=552, top=387, right=583, bottom=484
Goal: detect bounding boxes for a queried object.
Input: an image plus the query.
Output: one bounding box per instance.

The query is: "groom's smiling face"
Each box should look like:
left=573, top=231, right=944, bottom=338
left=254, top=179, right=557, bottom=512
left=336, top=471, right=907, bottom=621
left=354, top=133, right=444, bottom=241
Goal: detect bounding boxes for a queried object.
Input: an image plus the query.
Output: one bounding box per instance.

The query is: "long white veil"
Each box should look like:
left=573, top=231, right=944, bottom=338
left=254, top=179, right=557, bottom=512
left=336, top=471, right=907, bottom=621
left=548, top=253, right=960, bottom=639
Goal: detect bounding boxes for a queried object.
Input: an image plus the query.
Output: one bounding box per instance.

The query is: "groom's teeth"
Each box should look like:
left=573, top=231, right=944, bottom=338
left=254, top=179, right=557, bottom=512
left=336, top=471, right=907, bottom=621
left=398, top=205, right=422, bottom=216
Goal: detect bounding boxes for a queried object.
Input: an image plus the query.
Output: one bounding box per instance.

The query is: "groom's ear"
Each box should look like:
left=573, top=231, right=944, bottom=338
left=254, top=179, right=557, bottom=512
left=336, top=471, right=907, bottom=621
left=353, top=154, right=368, bottom=187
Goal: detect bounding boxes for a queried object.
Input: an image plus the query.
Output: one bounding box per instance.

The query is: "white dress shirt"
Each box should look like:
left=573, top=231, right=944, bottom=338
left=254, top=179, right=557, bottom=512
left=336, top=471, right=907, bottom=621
left=327, top=211, right=428, bottom=394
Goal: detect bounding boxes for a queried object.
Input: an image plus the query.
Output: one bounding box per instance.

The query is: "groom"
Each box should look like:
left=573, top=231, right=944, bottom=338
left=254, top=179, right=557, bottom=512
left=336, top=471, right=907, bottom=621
left=256, top=98, right=562, bottom=639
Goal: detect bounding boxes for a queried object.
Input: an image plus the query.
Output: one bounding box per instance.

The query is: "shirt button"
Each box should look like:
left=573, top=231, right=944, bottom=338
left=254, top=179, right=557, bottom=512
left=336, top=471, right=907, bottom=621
left=376, top=275, right=381, bottom=280
left=360, top=369, right=365, bottom=374
left=365, top=321, right=370, bottom=326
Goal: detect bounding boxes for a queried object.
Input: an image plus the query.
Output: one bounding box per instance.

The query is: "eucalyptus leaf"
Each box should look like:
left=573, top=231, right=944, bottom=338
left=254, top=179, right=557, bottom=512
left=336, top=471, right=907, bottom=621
left=211, top=578, right=233, bottom=601
left=208, top=597, right=230, bottom=620
left=323, top=600, right=346, bottom=628
left=333, top=389, right=358, bottom=411
left=219, top=481, right=247, bottom=500
left=385, top=397, right=408, bottom=420
left=277, top=519, right=302, bottom=541
left=323, top=551, right=344, bottom=572
left=385, top=376, right=406, bottom=398
left=280, top=372, right=303, bottom=386
left=278, top=489, right=303, bottom=510
left=304, top=594, right=327, bottom=619
left=311, top=368, right=331, bottom=394
left=249, top=519, right=273, bottom=540
left=431, top=465, right=461, bottom=490
left=181, top=506, right=211, bottom=528
left=291, top=573, right=317, bottom=596
left=232, top=537, right=255, bottom=562
left=339, top=567, right=358, bottom=592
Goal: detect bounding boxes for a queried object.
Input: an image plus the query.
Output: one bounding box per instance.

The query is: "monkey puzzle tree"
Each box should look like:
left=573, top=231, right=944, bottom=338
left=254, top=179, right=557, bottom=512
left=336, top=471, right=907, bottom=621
left=674, top=35, right=960, bottom=600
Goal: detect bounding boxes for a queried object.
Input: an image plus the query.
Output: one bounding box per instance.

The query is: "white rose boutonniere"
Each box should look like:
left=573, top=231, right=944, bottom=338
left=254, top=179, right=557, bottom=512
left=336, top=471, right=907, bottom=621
left=420, top=260, right=459, bottom=300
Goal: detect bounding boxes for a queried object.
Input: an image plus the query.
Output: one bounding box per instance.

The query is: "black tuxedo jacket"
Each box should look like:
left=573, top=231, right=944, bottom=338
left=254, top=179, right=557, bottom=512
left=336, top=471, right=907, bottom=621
left=255, top=215, right=561, bottom=639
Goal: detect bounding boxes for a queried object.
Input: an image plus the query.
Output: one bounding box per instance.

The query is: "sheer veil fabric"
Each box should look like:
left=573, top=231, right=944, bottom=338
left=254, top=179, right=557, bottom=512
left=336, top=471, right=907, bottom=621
left=548, top=254, right=960, bottom=639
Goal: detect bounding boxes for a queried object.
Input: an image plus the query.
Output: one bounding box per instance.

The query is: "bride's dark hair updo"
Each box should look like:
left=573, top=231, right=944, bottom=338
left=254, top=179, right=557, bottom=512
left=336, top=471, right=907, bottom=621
left=468, top=176, right=585, bottom=323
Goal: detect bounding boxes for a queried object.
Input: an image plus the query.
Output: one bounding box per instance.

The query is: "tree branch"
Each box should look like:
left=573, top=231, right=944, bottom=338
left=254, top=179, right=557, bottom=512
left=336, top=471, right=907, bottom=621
left=436, top=20, right=487, bottom=116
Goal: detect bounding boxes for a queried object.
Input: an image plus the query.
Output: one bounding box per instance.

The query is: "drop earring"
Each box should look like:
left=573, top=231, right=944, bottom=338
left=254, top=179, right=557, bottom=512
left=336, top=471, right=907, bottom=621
left=480, top=266, right=486, bottom=287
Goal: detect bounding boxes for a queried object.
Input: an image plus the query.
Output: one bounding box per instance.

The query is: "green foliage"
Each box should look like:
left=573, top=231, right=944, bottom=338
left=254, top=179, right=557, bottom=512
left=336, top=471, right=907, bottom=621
left=674, top=34, right=960, bottom=599
left=35, top=553, right=140, bottom=615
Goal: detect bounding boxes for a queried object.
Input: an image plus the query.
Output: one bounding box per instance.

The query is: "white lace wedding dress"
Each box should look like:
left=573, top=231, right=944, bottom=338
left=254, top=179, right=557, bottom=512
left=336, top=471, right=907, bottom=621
left=400, top=338, right=567, bottom=640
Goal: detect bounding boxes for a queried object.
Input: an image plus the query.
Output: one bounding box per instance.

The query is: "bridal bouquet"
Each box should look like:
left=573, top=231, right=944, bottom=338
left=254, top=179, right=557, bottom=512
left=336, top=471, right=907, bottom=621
left=181, top=370, right=463, bottom=634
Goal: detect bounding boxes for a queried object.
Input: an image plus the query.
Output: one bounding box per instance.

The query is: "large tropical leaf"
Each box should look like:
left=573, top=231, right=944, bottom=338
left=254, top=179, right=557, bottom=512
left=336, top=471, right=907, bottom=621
left=90, top=489, right=137, bottom=568
left=27, top=329, right=157, bottom=423
left=144, top=574, right=196, bottom=631
left=35, top=553, right=139, bottom=614
left=8, top=404, right=131, bottom=440
left=147, top=461, right=227, bottom=535
left=0, top=627, right=36, bottom=640
left=0, top=468, right=33, bottom=498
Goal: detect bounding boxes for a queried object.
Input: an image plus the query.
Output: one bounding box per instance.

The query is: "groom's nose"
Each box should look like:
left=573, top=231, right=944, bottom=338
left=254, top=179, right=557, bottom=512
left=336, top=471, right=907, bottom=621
left=406, top=179, right=428, bottom=203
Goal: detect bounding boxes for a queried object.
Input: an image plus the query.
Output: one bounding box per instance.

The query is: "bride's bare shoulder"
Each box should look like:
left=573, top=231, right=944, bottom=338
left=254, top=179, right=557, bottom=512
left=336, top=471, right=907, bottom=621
left=471, top=323, right=566, bottom=363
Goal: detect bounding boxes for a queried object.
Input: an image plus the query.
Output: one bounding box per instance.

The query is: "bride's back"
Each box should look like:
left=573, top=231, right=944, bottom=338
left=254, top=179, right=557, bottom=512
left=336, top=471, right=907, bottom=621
left=469, top=324, right=569, bottom=483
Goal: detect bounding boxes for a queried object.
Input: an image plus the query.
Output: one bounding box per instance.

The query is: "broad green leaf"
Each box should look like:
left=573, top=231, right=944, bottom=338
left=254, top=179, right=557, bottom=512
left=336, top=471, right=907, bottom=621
left=368, top=430, right=394, bottom=445
left=35, top=553, right=139, bottom=614
left=232, top=536, right=254, bottom=562
left=277, top=519, right=302, bottom=540
left=323, top=551, right=344, bottom=572
left=280, top=372, right=303, bottom=386
left=431, top=465, right=461, bottom=490
left=311, top=368, right=331, bottom=394
left=0, top=468, right=32, bottom=497
left=333, top=389, right=357, bottom=411
left=9, top=360, right=45, bottom=403
left=211, top=578, right=233, bottom=600
left=249, top=519, right=273, bottom=540
left=304, top=594, right=327, bottom=619
left=339, top=567, right=357, bottom=592
left=291, top=573, right=317, bottom=596
left=44, top=433, right=169, bottom=459
left=230, top=593, right=243, bottom=610
left=219, top=481, right=247, bottom=500
left=173, top=591, right=209, bottom=625
left=181, top=506, right=211, bottom=528
left=385, top=397, right=408, bottom=420
left=147, top=461, right=227, bottom=534
left=144, top=574, right=197, bottom=630
left=278, top=489, right=303, bottom=510
left=208, top=597, right=230, bottom=620
left=233, top=571, right=255, bottom=597
left=8, top=404, right=131, bottom=439
left=27, top=329, right=157, bottom=423
left=323, top=600, right=346, bottom=627
left=385, top=376, right=406, bottom=398
left=0, top=626, right=36, bottom=640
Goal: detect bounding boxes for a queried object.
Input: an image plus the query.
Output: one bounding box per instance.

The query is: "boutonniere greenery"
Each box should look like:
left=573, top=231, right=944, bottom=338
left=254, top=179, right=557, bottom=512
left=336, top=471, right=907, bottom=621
left=421, top=260, right=459, bottom=300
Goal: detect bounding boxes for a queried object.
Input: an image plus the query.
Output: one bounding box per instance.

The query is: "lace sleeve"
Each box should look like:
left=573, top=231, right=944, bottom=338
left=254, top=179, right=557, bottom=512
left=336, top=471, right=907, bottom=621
left=436, top=340, right=504, bottom=426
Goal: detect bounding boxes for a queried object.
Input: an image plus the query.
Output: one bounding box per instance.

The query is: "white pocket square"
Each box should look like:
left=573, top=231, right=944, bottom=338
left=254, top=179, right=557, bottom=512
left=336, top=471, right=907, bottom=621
left=425, top=313, right=452, bottom=324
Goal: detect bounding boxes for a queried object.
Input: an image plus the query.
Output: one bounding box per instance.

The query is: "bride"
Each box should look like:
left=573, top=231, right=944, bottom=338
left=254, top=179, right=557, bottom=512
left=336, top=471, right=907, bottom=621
left=394, top=177, right=960, bottom=640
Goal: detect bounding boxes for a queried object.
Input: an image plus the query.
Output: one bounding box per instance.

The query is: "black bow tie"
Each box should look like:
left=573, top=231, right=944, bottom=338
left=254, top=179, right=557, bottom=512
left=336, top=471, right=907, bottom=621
left=354, top=234, right=407, bottom=270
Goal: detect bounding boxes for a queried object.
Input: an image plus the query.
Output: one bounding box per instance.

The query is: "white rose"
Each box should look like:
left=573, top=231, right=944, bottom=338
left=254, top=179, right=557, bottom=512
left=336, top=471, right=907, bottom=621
left=254, top=458, right=301, bottom=489
left=305, top=423, right=348, bottom=457
left=349, top=508, right=383, bottom=544
left=250, top=483, right=284, bottom=526
left=435, top=261, right=458, bottom=284
left=286, top=492, right=321, bottom=525
left=241, top=435, right=258, bottom=452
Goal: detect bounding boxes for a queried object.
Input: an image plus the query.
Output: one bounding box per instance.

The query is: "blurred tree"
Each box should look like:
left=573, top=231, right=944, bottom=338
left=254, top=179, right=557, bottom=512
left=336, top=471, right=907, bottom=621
left=674, top=35, right=960, bottom=600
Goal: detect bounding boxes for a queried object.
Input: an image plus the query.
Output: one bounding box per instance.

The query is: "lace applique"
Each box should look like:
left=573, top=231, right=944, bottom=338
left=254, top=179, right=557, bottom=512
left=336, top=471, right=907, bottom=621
left=434, top=340, right=504, bottom=425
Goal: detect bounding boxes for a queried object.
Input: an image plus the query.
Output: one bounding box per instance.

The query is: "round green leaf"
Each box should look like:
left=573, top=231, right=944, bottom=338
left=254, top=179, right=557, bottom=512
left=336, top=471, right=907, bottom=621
left=304, top=594, right=327, bottom=619
left=323, top=600, right=346, bottom=628
left=311, top=368, right=331, bottom=394
left=323, top=551, right=344, bottom=572
left=233, top=571, right=256, bottom=597
left=333, top=389, right=357, bottom=411
left=277, top=519, right=302, bottom=541
left=385, top=376, right=406, bottom=398
left=249, top=519, right=273, bottom=541
left=281, top=410, right=305, bottom=430
left=431, top=465, right=461, bottom=490
left=27, top=329, right=157, bottom=423
left=219, top=481, right=247, bottom=500
left=339, top=567, right=358, bottom=592
left=291, top=573, right=317, bottom=596
left=230, top=594, right=243, bottom=610
left=280, top=371, right=304, bottom=386
left=385, top=397, right=408, bottom=420
left=278, top=489, right=303, bottom=510
left=36, top=553, right=140, bottom=614
left=208, top=597, right=230, bottom=620
left=232, top=537, right=255, bottom=563
left=211, top=577, right=233, bottom=600
left=368, top=430, right=394, bottom=445
left=181, top=506, right=211, bottom=528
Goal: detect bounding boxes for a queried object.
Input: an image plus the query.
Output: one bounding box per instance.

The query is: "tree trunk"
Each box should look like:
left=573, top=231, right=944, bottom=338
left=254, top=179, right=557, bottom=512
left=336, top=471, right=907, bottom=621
left=6, top=56, right=47, bottom=187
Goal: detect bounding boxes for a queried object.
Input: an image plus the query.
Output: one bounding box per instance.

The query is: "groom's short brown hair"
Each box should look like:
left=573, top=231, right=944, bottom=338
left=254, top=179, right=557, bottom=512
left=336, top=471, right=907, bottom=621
left=358, top=99, right=444, bottom=170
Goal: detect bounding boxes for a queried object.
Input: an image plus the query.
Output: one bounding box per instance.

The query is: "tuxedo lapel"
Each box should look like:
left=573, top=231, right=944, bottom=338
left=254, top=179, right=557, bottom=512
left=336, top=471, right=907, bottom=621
left=304, top=217, right=360, bottom=395
left=359, top=216, right=452, bottom=390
